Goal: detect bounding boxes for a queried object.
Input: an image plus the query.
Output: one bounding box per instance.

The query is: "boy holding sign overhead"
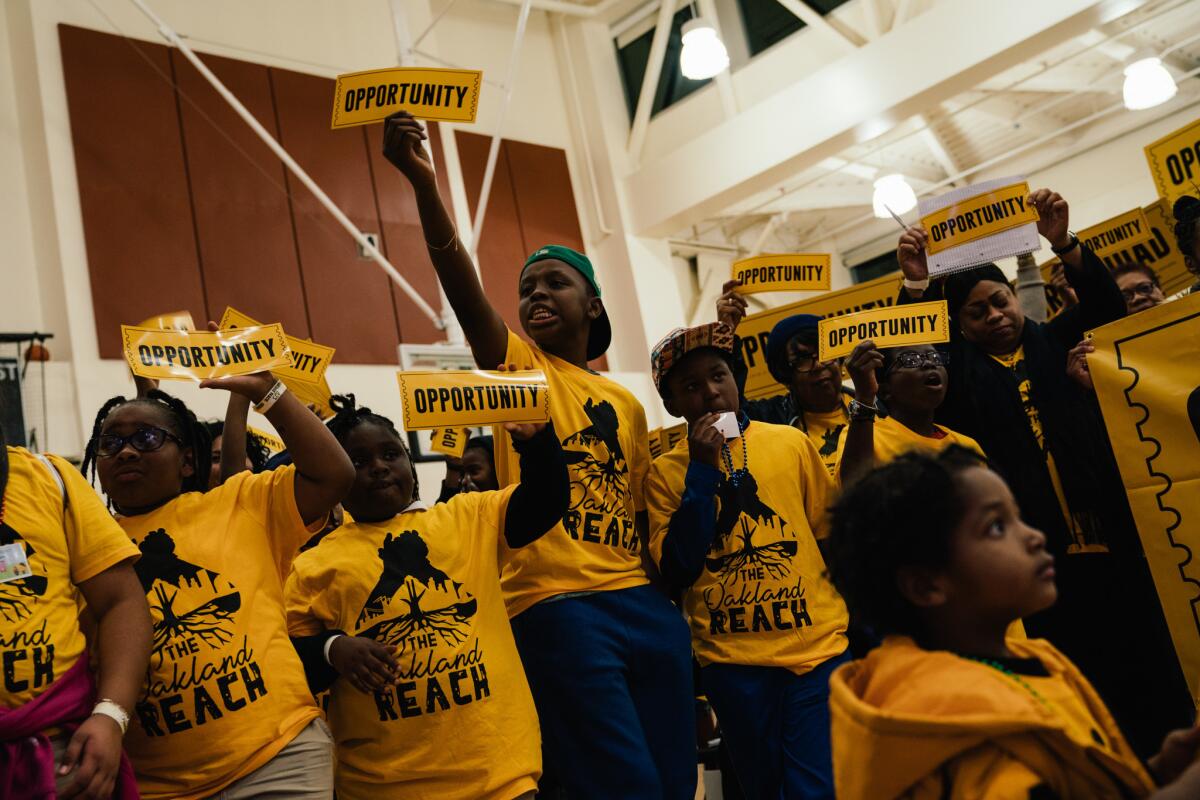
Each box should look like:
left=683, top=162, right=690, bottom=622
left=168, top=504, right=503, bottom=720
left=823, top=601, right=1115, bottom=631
left=895, top=188, right=1192, bottom=757
left=383, top=111, right=695, bottom=799
left=644, top=322, right=847, bottom=800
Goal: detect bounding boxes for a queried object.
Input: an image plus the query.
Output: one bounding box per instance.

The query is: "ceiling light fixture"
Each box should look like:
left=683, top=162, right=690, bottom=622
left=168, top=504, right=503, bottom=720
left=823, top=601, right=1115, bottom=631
left=1123, top=55, right=1176, bottom=110
left=680, top=16, right=729, bottom=80
left=872, top=174, right=917, bottom=219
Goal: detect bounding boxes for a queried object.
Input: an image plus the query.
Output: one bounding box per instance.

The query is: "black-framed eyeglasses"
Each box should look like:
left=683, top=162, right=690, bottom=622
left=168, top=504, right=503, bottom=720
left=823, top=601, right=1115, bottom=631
left=786, top=354, right=838, bottom=373
left=95, top=426, right=182, bottom=458
left=886, top=350, right=950, bottom=374
left=1120, top=281, right=1159, bottom=301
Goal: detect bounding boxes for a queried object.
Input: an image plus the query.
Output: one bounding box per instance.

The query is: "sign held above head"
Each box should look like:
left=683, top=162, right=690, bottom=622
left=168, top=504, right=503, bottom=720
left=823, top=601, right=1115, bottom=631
left=1144, top=116, right=1200, bottom=207
left=332, top=67, right=483, bottom=128
left=818, top=301, right=950, bottom=362
left=732, top=254, right=832, bottom=295
left=919, top=177, right=1040, bottom=275
left=122, top=325, right=292, bottom=381
left=398, top=370, right=550, bottom=430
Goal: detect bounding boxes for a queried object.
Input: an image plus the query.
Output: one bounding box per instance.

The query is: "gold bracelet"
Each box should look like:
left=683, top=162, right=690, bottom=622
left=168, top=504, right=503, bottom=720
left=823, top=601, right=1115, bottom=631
left=426, top=230, right=459, bottom=252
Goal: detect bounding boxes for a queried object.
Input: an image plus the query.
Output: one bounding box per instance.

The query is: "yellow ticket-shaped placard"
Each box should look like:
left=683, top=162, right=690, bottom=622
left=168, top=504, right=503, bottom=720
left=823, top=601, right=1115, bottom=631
left=1144, top=117, right=1200, bottom=207
left=332, top=67, right=482, bottom=129
left=818, top=301, right=950, bottom=361
left=122, top=325, right=291, bottom=381
left=219, top=307, right=335, bottom=386
left=248, top=426, right=285, bottom=454
left=430, top=427, right=470, bottom=458
left=397, top=370, right=549, bottom=430
left=921, top=181, right=1038, bottom=255
left=137, top=311, right=196, bottom=331
left=648, top=428, right=664, bottom=460
left=1077, top=207, right=1153, bottom=259
left=660, top=423, right=687, bottom=455
left=733, top=254, right=831, bottom=294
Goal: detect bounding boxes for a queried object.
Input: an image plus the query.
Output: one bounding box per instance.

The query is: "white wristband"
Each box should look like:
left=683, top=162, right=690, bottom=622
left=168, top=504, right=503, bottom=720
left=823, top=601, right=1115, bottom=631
left=324, top=633, right=344, bottom=666
left=903, top=277, right=930, bottom=291
left=92, top=699, right=130, bottom=735
left=253, top=381, right=287, bottom=415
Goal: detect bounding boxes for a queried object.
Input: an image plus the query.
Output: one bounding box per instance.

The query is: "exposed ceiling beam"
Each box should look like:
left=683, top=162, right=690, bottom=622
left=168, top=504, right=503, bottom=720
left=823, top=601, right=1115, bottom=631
left=773, top=0, right=865, bottom=50
left=698, top=0, right=738, bottom=117
left=627, top=0, right=678, bottom=161
left=624, top=0, right=1146, bottom=238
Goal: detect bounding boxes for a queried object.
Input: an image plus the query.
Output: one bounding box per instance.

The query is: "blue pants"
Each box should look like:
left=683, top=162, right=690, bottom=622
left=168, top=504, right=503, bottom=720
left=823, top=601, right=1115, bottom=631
left=701, top=651, right=850, bottom=800
left=510, top=584, right=696, bottom=800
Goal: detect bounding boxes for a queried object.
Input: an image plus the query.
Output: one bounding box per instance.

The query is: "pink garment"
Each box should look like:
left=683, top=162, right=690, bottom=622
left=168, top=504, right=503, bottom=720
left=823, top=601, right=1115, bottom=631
left=0, top=652, right=139, bottom=799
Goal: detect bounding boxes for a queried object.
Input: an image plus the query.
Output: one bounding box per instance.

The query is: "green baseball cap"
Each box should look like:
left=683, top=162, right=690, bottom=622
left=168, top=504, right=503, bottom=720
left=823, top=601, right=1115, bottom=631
left=522, top=245, right=612, bottom=362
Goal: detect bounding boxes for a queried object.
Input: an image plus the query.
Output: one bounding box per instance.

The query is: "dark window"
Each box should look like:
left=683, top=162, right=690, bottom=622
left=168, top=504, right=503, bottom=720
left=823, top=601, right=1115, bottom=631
left=851, top=251, right=899, bottom=284
left=615, top=7, right=710, bottom=120
left=737, top=0, right=852, bottom=56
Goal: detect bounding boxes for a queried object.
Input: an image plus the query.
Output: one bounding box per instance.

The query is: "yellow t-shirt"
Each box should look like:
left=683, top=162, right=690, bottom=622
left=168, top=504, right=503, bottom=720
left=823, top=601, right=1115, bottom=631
left=645, top=422, right=848, bottom=673
left=285, top=491, right=540, bottom=800
left=492, top=331, right=650, bottom=617
left=117, top=467, right=320, bottom=800
left=991, top=347, right=1107, bottom=553
left=833, top=415, right=985, bottom=480
left=794, top=405, right=849, bottom=478
left=0, top=448, right=138, bottom=708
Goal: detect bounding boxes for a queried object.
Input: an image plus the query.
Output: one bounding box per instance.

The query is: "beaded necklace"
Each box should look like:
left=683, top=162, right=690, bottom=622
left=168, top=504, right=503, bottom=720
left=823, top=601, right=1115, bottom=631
left=967, top=656, right=1051, bottom=711
left=720, top=416, right=750, bottom=486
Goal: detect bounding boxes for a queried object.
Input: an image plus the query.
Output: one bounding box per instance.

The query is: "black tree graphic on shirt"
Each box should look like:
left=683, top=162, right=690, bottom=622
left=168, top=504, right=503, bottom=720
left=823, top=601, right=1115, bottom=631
left=357, top=530, right=476, bottom=648
left=561, top=399, right=630, bottom=527
left=134, top=529, right=240, bottom=665
left=0, top=523, right=48, bottom=623
left=705, top=473, right=797, bottom=583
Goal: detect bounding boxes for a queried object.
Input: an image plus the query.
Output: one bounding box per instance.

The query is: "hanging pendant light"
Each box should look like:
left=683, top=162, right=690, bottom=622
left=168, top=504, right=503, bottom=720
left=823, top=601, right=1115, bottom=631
left=680, top=15, right=729, bottom=80
left=1123, top=55, right=1177, bottom=110
left=872, top=174, right=917, bottom=219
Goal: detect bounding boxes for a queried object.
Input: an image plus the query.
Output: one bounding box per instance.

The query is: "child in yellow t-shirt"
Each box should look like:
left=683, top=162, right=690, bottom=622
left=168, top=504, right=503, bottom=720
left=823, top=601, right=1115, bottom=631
left=285, top=395, right=568, bottom=800
left=81, top=371, right=354, bottom=800
left=0, top=441, right=150, bottom=798
left=384, top=112, right=695, bottom=799
left=644, top=322, right=849, bottom=800
left=825, top=448, right=1200, bottom=799
left=836, top=341, right=984, bottom=487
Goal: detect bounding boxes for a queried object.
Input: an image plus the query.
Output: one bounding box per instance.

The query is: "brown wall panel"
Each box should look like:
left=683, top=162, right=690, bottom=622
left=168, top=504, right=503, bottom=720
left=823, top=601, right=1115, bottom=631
left=506, top=140, right=584, bottom=252
left=366, top=122, right=447, bottom=345
left=269, top=67, right=400, bottom=363
left=170, top=50, right=309, bottom=336
left=59, top=25, right=206, bottom=358
left=455, top=130, right=527, bottom=337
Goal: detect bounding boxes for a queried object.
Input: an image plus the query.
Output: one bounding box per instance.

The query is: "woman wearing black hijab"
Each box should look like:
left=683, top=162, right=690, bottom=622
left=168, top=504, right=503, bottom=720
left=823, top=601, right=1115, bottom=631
left=895, top=188, right=1191, bottom=758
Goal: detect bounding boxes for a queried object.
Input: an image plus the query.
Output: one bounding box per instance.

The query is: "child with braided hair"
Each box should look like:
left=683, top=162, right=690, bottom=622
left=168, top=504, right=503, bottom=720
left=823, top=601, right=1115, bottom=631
left=82, top=369, right=353, bottom=800
left=284, top=394, right=569, bottom=800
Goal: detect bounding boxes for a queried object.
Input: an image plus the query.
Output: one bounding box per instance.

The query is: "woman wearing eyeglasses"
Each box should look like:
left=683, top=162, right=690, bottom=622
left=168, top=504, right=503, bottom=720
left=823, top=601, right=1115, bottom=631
left=80, top=366, right=353, bottom=800
left=835, top=342, right=983, bottom=487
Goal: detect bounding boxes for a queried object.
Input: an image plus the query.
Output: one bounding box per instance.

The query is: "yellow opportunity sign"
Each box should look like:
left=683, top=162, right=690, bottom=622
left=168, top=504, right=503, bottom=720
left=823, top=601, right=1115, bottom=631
left=1144, top=116, right=1200, bottom=207
left=921, top=181, right=1038, bottom=256
left=332, top=67, right=482, bottom=128
left=430, top=427, right=471, bottom=458
left=398, top=370, right=549, bottom=430
left=817, top=301, right=950, bottom=361
left=732, top=254, right=832, bottom=294
left=122, top=325, right=291, bottom=381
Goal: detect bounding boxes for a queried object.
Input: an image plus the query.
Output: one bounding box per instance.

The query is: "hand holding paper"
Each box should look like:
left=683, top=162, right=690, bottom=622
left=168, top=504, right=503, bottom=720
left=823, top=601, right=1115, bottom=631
left=383, top=111, right=436, bottom=188
left=897, top=226, right=930, bottom=286
left=1028, top=188, right=1071, bottom=251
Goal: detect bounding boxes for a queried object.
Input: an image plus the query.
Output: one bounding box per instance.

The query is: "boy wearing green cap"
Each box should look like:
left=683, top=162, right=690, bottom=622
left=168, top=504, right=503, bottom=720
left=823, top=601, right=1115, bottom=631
left=384, top=112, right=696, bottom=800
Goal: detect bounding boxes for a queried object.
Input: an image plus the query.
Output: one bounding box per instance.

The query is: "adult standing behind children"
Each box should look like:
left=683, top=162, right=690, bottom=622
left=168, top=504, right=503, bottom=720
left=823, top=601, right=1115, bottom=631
left=894, top=189, right=1190, bottom=756
left=383, top=111, right=695, bottom=800
left=645, top=323, right=849, bottom=800
left=717, top=290, right=851, bottom=476
left=0, top=431, right=151, bottom=799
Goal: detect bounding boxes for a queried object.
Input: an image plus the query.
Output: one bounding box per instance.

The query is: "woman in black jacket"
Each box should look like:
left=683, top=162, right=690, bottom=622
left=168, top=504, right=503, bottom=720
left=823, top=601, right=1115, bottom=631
left=895, top=187, right=1191, bottom=757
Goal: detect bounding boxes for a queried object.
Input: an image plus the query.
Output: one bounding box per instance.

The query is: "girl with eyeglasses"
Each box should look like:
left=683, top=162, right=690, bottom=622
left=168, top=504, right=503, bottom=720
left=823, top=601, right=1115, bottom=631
left=836, top=341, right=984, bottom=487
left=81, top=366, right=354, bottom=800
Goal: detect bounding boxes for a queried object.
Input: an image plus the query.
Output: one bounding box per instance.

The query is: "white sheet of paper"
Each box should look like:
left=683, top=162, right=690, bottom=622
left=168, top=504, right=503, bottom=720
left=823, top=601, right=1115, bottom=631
left=919, top=176, right=1041, bottom=276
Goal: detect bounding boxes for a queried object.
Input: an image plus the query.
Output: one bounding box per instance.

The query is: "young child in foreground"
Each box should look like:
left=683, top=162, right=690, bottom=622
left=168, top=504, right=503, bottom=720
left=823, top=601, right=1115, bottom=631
left=825, top=447, right=1200, bottom=800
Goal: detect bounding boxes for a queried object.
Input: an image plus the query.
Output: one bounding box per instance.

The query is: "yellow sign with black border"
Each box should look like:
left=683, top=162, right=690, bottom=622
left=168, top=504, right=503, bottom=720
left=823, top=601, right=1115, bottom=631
left=818, top=301, right=950, bottom=361
left=122, top=325, right=291, bottom=381
left=397, top=370, right=549, bottom=430
left=332, top=67, right=482, bottom=128
left=921, top=181, right=1038, bottom=256
left=733, top=254, right=831, bottom=294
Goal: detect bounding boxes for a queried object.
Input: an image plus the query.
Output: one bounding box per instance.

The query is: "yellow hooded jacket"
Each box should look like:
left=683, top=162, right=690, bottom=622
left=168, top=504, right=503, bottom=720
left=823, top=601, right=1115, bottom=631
left=830, top=636, right=1156, bottom=800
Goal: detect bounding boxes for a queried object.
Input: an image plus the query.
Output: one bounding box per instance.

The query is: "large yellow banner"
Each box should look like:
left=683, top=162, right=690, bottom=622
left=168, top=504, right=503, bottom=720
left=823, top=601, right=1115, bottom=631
left=1144, top=116, right=1200, bottom=207
left=1088, top=291, right=1200, bottom=705
left=332, top=67, right=482, bottom=128
left=738, top=271, right=900, bottom=400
